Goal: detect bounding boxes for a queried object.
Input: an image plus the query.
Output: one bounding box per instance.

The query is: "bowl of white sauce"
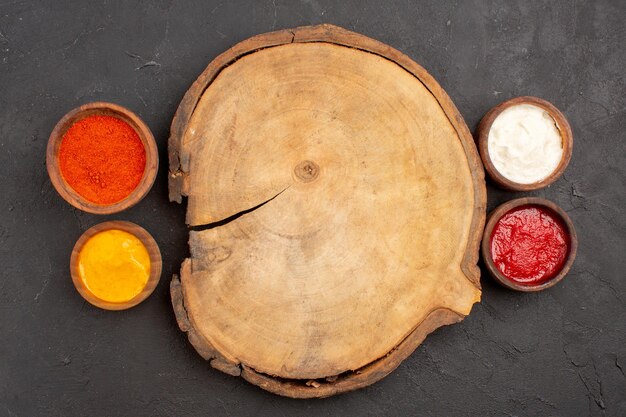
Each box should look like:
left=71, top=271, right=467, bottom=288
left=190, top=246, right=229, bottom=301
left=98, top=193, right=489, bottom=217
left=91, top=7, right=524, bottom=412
left=477, top=97, right=573, bottom=191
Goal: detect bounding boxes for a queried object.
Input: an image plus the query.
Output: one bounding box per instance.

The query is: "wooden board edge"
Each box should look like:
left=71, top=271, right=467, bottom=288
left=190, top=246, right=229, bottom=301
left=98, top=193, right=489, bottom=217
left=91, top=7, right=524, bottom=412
left=240, top=308, right=464, bottom=398
left=174, top=263, right=472, bottom=398
left=174, top=266, right=465, bottom=398
left=170, top=272, right=242, bottom=377
left=167, top=28, right=296, bottom=203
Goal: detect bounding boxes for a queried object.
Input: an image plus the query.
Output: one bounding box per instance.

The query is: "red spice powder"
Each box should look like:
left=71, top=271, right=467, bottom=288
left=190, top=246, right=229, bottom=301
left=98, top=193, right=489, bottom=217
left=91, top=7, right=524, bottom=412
left=59, top=115, right=146, bottom=205
left=490, top=205, right=569, bottom=285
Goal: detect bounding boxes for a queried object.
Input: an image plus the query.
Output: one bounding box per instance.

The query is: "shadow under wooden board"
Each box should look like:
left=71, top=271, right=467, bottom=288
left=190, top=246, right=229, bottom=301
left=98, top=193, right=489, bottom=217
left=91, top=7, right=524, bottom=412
left=168, top=24, right=486, bottom=398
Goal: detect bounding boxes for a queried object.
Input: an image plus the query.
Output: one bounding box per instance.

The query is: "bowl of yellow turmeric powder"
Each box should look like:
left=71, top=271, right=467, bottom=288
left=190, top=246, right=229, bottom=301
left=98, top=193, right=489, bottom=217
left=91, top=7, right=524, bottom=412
left=70, top=221, right=162, bottom=310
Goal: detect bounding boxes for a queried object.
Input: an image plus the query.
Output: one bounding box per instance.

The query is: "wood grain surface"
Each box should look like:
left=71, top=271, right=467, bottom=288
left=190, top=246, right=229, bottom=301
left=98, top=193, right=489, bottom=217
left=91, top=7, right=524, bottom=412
left=169, top=24, right=486, bottom=397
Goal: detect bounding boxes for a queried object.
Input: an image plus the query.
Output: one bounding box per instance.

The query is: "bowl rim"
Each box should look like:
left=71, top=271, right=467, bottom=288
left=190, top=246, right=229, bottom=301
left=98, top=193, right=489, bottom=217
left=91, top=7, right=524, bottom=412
left=477, top=96, right=573, bottom=191
left=46, top=101, right=158, bottom=214
left=70, top=220, right=162, bottom=310
left=481, top=197, right=578, bottom=292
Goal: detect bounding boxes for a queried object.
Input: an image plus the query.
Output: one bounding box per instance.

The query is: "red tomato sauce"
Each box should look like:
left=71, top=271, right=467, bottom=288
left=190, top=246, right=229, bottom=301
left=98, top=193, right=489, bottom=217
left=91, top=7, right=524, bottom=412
left=490, top=205, right=569, bottom=285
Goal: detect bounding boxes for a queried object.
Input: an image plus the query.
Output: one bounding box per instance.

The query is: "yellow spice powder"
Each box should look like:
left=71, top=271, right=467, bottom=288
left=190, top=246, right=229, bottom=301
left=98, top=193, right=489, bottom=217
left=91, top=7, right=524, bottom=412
left=78, top=229, right=150, bottom=303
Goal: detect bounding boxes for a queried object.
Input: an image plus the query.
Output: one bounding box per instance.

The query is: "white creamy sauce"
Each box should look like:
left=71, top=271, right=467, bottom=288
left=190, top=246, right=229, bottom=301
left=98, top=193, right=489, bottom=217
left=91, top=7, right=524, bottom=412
left=487, top=103, right=564, bottom=184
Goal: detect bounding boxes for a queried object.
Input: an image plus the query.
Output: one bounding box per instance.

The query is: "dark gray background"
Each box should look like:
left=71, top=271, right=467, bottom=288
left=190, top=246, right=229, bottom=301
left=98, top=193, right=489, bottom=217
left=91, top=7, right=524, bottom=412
left=1, top=0, right=624, bottom=416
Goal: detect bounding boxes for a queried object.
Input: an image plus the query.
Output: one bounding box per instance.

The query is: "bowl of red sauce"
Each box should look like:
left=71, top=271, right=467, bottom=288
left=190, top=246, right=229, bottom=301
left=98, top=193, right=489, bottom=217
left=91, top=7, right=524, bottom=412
left=482, top=197, right=577, bottom=291
left=46, top=102, right=158, bottom=214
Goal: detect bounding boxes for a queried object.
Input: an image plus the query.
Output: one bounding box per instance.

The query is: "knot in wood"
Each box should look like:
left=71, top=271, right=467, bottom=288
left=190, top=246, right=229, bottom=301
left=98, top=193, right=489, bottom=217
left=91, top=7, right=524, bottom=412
left=294, top=160, right=320, bottom=183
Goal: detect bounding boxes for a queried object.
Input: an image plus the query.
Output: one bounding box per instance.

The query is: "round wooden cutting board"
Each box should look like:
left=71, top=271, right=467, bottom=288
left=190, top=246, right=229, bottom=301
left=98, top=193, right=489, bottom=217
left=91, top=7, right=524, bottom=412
left=169, top=24, right=486, bottom=398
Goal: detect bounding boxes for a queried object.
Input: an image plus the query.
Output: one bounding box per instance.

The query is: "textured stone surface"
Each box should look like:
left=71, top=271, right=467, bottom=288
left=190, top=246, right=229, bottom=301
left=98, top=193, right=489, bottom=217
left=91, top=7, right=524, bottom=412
left=0, top=0, right=624, bottom=416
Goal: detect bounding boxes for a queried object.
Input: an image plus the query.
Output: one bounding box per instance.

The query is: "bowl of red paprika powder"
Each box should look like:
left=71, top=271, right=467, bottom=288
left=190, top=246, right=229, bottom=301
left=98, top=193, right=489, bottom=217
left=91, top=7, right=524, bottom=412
left=47, top=102, right=158, bottom=214
left=482, top=197, right=577, bottom=292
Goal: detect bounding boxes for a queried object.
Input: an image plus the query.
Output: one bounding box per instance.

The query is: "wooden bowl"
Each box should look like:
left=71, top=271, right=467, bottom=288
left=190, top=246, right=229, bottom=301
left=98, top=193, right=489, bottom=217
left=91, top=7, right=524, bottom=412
left=46, top=102, right=158, bottom=214
left=477, top=96, right=573, bottom=191
left=70, top=221, right=162, bottom=310
left=481, top=197, right=577, bottom=292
